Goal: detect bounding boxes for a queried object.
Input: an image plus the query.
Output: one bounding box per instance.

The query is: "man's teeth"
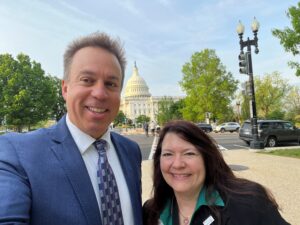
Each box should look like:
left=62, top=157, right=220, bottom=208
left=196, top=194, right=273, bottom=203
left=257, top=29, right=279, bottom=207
left=88, top=107, right=106, bottom=113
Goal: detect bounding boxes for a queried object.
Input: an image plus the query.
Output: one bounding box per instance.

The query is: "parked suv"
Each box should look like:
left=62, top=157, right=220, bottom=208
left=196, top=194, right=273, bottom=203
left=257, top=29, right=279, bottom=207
left=239, top=120, right=300, bottom=147
left=215, top=122, right=240, bottom=133
left=196, top=123, right=213, bottom=133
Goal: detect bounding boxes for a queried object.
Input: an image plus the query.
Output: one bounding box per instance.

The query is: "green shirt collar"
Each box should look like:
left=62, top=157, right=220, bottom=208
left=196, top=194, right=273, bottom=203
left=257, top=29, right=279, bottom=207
left=159, top=187, right=224, bottom=225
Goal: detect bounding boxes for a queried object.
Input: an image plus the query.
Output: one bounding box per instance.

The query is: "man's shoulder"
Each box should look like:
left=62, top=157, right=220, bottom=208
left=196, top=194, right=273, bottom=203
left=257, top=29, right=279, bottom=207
left=110, top=131, right=138, bottom=146
left=0, top=122, right=63, bottom=148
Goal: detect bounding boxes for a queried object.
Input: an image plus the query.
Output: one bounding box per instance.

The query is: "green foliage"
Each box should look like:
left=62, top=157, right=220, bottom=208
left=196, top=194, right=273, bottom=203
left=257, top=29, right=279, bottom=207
left=156, top=97, right=184, bottom=125
left=241, top=94, right=251, bottom=121
left=267, top=109, right=285, bottom=120
left=49, top=76, right=66, bottom=121
left=294, top=115, right=300, bottom=127
left=113, top=110, right=126, bottom=126
left=272, top=2, right=300, bottom=76
left=254, top=72, right=289, bottom=119
left=259, top=149, right=300, bottom=159
left=135, top=115, right=150, bottom=124
left=284, top=86, right=300, bottom=123
left=180, top=49, right=238, bottom=122
left=0, top=53, right=56, bottom=131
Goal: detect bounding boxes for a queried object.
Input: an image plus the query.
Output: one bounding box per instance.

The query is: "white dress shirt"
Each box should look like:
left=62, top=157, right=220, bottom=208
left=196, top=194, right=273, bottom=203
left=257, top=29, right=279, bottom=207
left=66, top=114, right=134, bottom=225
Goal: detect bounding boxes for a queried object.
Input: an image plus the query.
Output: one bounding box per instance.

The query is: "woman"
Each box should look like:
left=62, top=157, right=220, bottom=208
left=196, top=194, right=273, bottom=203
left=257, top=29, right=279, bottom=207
left=143, top=120, right=290, bottom=225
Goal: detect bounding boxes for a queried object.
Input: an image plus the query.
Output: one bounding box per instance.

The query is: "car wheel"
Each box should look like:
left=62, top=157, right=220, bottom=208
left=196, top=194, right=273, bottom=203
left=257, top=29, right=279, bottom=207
left=236, top=128, right=240, bottom=132
left=266, top=136, right=277, bottom=147
left=220, top=128, right=225, bottom=133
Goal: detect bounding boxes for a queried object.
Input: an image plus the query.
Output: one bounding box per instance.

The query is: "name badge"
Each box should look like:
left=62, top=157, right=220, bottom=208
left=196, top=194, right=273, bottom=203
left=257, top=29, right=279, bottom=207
left=203, top=215, right=214, bottom=225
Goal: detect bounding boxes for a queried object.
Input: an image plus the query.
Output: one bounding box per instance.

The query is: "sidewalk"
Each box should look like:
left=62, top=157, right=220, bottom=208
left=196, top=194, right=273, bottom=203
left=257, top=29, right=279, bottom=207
left=142, top=150, right=300, bottom=225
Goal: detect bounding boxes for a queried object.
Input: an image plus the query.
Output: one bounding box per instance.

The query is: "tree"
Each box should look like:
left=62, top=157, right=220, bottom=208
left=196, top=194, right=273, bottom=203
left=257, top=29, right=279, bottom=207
left=272, top=2, right=300, bottom=76
left=0, top=54, right=17, bottom=124
left=237, top=84, right=251, bottom=121
left=180, top=49, right=238, bottom=123
left=135, top=115, right=150, bottom=125
left=254, top=72, right=289, bottom=119
left=284, top=85, right=300, bottom=122
left=49, top=76, right=66, bottom=121
left=169, top=98, right=184, bottom=120
left=0, top=53, right=56, bottom=132
left=113, top=110, right=126, bottom=126
left=156, top=97, right=184, bottom=125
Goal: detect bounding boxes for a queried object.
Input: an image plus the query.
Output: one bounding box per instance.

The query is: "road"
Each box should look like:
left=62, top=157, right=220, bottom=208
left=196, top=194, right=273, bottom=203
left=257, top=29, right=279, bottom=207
left=210, top=132, right=249, bottom=150
left=122, top=131, right=249, bottom=160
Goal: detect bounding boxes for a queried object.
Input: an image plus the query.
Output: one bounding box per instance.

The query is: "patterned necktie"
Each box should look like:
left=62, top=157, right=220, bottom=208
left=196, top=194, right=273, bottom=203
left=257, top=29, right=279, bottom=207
left=94, top=139, right=124, bottom=225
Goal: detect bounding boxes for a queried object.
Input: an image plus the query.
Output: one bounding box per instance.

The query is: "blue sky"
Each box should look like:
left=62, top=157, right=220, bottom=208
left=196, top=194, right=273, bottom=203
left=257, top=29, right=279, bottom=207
left=0, top=0, right=299, bottom=96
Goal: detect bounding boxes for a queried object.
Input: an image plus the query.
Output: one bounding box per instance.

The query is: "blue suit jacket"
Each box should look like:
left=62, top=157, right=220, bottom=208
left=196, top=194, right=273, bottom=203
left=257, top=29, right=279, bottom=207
left=0, top=116, right=143, bottom=225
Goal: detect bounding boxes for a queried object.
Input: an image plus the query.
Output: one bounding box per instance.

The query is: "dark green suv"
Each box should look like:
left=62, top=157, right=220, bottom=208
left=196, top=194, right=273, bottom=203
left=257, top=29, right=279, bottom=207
left=239, top=120, right=300, bottom=147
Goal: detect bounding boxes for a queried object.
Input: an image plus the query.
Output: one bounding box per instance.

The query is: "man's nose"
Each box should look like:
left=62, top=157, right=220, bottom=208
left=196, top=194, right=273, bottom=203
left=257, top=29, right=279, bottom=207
left=91, top=82, right=108, bottom=99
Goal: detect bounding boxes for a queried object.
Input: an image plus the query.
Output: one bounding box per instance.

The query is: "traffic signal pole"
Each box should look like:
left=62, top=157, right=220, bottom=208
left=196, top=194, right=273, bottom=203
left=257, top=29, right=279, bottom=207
left=246, top=44, right=262, bottom=149
left=237, top=19, right=264, bottom=149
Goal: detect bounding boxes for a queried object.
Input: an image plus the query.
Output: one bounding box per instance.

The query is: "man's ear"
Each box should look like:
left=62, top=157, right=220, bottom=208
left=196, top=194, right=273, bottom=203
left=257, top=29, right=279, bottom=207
left=61, top=80, right=67, bottom=101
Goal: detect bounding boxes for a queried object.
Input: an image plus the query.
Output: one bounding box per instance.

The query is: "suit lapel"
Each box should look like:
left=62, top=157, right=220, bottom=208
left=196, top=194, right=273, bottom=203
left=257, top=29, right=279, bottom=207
left=49, top=116, right=102, bottom=225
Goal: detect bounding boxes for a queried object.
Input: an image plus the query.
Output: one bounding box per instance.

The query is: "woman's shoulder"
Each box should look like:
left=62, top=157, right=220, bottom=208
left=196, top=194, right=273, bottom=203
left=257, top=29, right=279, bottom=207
left=223, top=182, right=290, bottom=224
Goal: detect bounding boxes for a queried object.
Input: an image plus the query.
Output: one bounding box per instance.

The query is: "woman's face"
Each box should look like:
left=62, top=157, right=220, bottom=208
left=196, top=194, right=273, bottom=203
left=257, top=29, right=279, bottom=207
left=160, top=132, right=206, bottom=198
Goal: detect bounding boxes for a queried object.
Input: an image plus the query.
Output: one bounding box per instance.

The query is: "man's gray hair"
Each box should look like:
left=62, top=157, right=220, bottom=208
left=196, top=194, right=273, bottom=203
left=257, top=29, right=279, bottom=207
left=63, top=32, right=126, bottom=87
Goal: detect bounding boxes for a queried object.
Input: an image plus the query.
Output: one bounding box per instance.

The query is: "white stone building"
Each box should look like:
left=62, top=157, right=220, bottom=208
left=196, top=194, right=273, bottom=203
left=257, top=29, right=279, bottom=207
left=120, top=63, right=182, bottom=124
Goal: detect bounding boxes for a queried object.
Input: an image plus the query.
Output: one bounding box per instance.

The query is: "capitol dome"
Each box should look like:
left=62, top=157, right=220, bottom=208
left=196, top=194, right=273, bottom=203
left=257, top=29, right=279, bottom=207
left=124, top=62, right=151, bottom=98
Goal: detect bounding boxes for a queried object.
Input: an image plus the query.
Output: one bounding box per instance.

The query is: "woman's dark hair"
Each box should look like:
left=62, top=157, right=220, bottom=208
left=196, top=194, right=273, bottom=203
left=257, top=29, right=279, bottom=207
left=143, top=120, right=279, bottom=225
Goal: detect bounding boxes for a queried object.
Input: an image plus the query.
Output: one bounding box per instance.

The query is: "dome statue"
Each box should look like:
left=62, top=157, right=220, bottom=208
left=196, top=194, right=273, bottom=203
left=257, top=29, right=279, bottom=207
left=124, top=62, right=151, bottom=98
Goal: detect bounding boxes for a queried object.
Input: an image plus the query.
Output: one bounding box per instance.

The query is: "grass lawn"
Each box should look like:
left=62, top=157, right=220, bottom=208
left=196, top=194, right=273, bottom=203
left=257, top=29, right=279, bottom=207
left=259, top=148, right=300, bottom=159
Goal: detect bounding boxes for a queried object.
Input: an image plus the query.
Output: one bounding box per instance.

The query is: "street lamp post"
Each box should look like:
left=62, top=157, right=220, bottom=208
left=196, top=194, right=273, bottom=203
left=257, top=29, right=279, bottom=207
left=237, top=18, right=264, bottom=149
left=236, top=101, right=241, bottom=124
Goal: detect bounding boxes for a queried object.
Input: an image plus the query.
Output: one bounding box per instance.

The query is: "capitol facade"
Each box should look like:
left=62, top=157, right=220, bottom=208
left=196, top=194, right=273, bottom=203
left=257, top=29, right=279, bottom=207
left=120, top=63, right=182, bottom=123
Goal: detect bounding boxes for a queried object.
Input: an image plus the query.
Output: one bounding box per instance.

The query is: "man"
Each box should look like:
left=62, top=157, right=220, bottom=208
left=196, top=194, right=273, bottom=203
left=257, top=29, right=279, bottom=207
left=149, top=121, right=156, bottom=136
left=0, top=32, right=143, bottom=225
left=143, top=122, right=149, bottom=137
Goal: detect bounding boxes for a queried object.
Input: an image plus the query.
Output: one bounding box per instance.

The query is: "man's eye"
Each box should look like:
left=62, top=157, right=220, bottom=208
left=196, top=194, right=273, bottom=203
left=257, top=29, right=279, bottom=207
left=80, top=77, right=93, bottom=83
left=106, top=82, right=118, bottom=87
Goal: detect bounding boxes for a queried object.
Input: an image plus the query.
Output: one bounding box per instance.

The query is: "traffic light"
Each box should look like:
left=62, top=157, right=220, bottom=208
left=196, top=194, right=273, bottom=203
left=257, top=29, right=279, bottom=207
left=238, top=52, right=249, bottom=74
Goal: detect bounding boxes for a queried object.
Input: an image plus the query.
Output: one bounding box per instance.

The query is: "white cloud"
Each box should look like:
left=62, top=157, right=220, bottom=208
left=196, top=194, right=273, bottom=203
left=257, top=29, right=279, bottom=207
left=115, top=0, right=142, bottom=16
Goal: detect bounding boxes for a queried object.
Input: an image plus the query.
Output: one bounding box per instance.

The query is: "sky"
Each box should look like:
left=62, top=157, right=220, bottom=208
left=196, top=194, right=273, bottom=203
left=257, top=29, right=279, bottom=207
left=0, top=0, right=299, bottom=97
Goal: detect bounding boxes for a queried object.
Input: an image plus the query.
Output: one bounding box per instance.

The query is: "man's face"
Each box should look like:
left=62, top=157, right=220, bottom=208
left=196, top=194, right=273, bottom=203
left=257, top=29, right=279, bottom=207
left=62, top=47, right=122, bottom=139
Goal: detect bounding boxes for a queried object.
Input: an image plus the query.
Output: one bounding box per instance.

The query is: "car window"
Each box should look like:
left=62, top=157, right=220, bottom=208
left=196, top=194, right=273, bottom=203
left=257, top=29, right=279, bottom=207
left=242, top=122, right=251, bottom=129
left=283, top=122, right=293, bottom=130
left=273, top=122, right=284, bottom=129
left=260, top=122, right=270, bottom=129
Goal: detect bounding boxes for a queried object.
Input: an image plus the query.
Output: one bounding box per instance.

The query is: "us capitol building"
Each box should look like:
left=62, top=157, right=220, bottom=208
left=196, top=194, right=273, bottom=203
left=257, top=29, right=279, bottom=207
left=120, top=63, right=182, bottom=123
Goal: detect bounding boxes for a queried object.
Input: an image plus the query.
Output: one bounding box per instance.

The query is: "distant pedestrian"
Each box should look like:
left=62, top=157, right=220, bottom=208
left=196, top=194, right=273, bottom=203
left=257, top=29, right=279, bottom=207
left=143, top=122, right=149, bottom=137
left=155, top=124, right=160, bottom=135
left=149, top=121, right=156, bottom=136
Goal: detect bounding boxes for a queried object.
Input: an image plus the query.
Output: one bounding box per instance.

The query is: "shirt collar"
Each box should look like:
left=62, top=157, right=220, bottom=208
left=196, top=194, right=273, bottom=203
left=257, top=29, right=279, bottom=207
left=195, top=186, right=224, bottom=208
left=159, top=186, right=224, bottom=225
left=66, top=114, right=110, bottom=154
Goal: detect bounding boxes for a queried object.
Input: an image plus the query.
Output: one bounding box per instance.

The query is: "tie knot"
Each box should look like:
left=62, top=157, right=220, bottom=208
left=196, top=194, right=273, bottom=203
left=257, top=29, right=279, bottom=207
left=94, top=139, right=108, bottom=154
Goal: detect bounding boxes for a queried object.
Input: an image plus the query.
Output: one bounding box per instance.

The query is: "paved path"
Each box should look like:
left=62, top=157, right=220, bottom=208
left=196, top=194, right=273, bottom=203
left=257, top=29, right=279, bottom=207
left=142, top=150, right=300, bottom=225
